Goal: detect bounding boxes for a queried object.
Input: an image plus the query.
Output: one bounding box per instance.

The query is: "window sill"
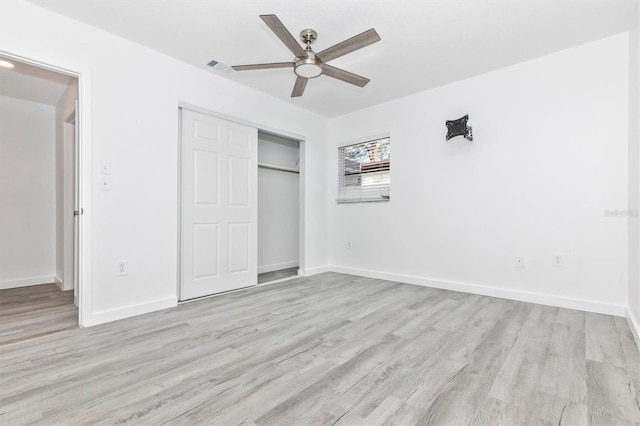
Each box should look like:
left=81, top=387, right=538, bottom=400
left=336, top=197, right=390, bottom=204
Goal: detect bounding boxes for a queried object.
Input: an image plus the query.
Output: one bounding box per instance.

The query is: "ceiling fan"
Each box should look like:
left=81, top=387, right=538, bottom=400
left=232, top=14, right=381, bottom=97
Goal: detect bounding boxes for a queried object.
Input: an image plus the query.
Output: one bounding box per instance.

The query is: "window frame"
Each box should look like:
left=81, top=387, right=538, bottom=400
left=336, top=133, right=391, bottom=204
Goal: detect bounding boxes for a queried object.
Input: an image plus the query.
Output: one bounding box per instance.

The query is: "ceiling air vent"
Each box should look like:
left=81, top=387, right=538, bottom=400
left=206, top=59, right=233, bottom=73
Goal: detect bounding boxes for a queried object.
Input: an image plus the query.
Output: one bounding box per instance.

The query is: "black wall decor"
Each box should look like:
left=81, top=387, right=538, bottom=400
left=445, top=114, right=473, bottom=142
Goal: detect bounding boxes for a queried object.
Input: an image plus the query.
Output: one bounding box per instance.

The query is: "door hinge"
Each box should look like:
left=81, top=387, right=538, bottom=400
left=74, top=208, right=84, bottom=216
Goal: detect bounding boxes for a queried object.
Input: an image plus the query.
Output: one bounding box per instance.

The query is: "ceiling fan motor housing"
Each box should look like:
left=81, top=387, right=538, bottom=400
left=300, top=29, right=317, bottom=45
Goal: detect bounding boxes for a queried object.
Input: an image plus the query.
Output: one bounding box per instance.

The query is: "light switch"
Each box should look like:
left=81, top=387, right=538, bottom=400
left=100, top=177, right=111, bottom=191
left=100, top=161, right=112, bottom=175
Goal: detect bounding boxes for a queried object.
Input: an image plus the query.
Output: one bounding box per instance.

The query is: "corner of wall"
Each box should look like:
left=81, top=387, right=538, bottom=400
left=628, top=1, right=640, bottom=343
left=628, top=307, right=640, bottom=351
left=301, top=265, right=331, bottom=276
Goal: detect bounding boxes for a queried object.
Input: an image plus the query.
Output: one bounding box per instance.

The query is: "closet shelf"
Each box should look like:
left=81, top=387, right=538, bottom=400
left=258, top=162, right=299, bottom=174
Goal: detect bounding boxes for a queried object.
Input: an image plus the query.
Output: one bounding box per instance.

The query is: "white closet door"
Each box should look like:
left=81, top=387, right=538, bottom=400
left=180, top=109, right=257, bottom=300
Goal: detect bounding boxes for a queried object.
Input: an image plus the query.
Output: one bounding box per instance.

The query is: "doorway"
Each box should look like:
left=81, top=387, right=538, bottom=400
left=0, top=54, right=81, bottom=341
left=257, top=131, right=300, bottom=284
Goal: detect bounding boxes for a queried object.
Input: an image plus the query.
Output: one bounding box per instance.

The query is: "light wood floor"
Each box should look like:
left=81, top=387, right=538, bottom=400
left=0, top=283, right=77, bottom=346
left=1, top=273, right=639, bottom=425
left=258, top=267, right=299, bottom=284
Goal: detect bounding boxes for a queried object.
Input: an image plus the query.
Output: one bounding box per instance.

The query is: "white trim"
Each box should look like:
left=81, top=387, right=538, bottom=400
left=77, top=67, right=93, bottom=328
left=179, top=275, right=298, bottom=305
left=88, top=297, right=177, bottom=326
left=627, top=308, right=640, bottom=351
left=0, top=276, right=55, bottom=290
left=338, top=132, right=391, bottom=149
left=257, top=275, right=300, bottom=286
left=177, top=102, right=305, bottom=142
left=298, top=139, right=306, bottom=276
left=176, top=107, right=183, bottom=302
left=178, top=275, right=292, bottom=305
left=300, top=265, right=331, bottom=276
left=258, top=261, right=299, bottom=274
left=55, top=275, right=74, bottom=291
left=330, top=265, right=627, bottom=317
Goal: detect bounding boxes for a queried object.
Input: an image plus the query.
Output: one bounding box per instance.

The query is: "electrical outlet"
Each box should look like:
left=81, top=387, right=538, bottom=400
left=116, top=261, right=128, bottom=276
left=100, top=177, right=111, bottom=191
left=100, top=161, right=112, bottom=175
left=515, top=257, right=524, bottom=268
left=552, top=254, right=564, bottom=267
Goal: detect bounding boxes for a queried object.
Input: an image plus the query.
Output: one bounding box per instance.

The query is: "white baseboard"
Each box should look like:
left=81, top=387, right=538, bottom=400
left=300, top=265, right=331, bottom=276
left=0, top=276, right=55, bottom=290
left=628, top=308, right=640, bottom=351
left=258, top=261, right=299, bottom=274
left=54, top=276, right=73, bottom=292
left=89, top=297, right=177, bottom=326
left=330, top=265, right=627, bottom=317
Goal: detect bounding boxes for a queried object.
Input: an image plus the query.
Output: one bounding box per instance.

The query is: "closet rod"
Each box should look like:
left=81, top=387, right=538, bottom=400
left=258, top=163, right=300, bottom=174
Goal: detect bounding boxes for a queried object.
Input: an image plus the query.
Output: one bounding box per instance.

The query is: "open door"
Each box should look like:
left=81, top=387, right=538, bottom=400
left=180, top=108, right=258, bottom=300
left=63, top=102, right=80, bottom=307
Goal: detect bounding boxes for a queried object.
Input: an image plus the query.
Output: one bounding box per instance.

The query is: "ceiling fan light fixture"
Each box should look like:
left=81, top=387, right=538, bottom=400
left=294, top=56, right=323, bottom=79
left=294, top=62, right=323, bottom=78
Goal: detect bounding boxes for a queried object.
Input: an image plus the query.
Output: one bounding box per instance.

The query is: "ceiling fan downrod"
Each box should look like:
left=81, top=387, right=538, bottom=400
left=300, top=29, right=317, bottom=52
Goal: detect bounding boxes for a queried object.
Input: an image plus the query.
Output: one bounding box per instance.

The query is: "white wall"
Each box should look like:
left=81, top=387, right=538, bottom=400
left=0, top=95, right=56, bottom=289
left=628, top=5, right=640, bottom=344
left=258, top=133, right=300, bottom=273
left=329, top=33, right=630, bottom=315
left=1, top=0, right=329, bottom=325
left=55, top=81, right=78, bottom=290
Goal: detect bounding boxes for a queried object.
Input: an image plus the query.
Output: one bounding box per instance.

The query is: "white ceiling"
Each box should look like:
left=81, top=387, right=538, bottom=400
left=0, top=56, right=76, bottom=105
left=25, top=0, right=638, bottom=117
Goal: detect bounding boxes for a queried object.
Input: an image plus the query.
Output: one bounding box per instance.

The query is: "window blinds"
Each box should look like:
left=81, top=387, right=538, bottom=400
left=337, top=137, right=390, bottom=203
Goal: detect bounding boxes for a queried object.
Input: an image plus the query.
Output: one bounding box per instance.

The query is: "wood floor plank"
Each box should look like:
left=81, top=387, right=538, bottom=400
left=488, top=304, right=557, bottom=406
left=0, top=272, right=638, bottom=425
left=0, top=284, right=77, bottom=346
left=538, top=323, right=587, bottom=403
left=556, top=307, right=585, bottom=329
left=586, top=360, right=640, bottom=425
left=614, top=316, right=640, bottom=398
left=253, top=334, right=409, bottom=426
left=257, top=267, right=298, bottom=284
left=585, top=312, right=626, bottom=368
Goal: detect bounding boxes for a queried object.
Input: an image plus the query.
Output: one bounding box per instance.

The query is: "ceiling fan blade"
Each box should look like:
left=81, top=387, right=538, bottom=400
left=322, top=64, right=370, bottom=87
left=260, top=14, right=308, bottom=59
left=317, top=28, right=380, bottom=63
left=291, top=76, right=308, bottom=97
left=232, top=62, right=293, bottom=71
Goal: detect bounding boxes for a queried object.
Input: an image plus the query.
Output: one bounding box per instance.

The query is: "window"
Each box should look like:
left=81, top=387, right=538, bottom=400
left=337, top=136, right=390, bottom=203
